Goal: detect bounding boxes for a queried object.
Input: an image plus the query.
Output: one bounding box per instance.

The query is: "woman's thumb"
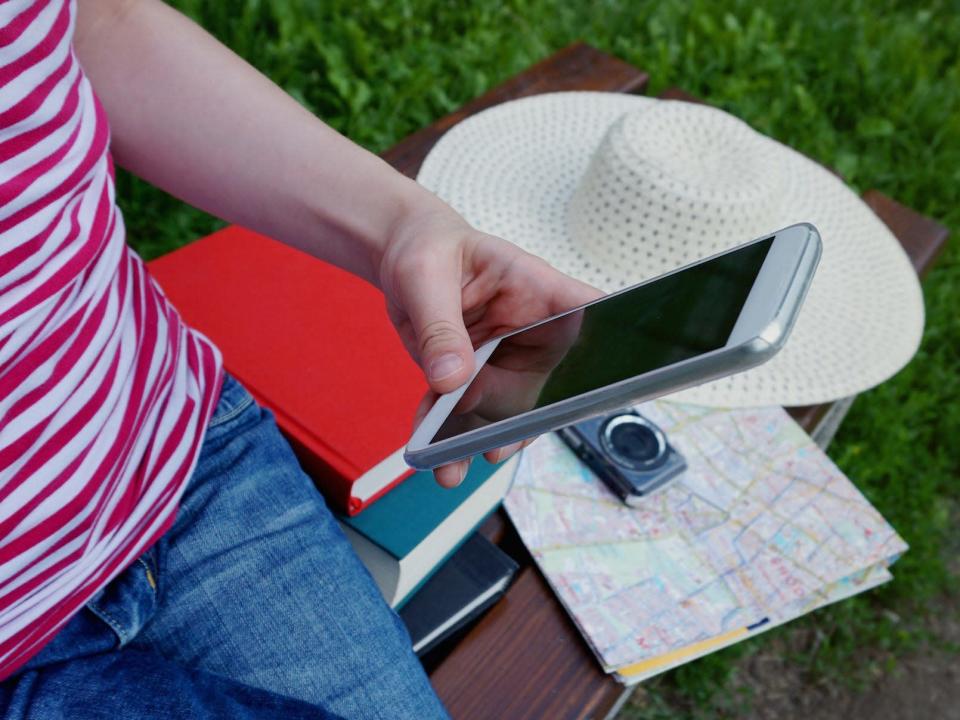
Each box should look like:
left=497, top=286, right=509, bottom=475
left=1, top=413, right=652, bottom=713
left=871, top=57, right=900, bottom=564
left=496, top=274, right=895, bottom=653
left=420, top=318, right=474, bottom=394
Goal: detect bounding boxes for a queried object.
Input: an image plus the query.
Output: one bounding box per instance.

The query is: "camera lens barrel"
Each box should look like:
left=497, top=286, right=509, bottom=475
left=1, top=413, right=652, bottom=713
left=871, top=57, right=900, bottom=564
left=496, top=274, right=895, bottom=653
left=600, top=414, right=668, bottom=471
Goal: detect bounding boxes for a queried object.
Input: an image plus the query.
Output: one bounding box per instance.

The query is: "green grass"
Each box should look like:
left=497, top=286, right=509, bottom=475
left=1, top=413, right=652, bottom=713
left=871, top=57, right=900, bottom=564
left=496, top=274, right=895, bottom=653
left=126, top=0, right=959, bottom=714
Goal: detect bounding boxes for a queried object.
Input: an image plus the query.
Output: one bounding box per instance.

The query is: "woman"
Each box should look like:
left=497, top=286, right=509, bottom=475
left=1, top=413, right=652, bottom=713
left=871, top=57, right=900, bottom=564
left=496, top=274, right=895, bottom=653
left=0, top=0, right=595, bottom=717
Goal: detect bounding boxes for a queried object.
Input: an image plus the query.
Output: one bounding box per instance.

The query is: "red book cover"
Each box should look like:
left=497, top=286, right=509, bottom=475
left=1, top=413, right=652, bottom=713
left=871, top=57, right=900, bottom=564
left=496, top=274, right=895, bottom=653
left=147, top=226, right=426, bottom=515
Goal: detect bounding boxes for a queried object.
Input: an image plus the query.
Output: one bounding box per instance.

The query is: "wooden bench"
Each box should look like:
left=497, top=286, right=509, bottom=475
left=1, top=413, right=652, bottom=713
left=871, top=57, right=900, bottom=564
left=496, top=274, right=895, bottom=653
left=382, top=43, right=949, bottom=720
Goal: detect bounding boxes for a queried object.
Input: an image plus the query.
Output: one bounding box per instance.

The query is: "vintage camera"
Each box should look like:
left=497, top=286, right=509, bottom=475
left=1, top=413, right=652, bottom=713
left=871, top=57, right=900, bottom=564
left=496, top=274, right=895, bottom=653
left=557, top=410, right=686, bottom=506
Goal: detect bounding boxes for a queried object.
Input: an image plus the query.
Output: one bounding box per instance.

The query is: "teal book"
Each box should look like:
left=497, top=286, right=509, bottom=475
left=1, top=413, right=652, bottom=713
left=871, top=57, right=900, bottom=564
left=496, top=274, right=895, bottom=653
left=339, top=455, right=518, bottom=608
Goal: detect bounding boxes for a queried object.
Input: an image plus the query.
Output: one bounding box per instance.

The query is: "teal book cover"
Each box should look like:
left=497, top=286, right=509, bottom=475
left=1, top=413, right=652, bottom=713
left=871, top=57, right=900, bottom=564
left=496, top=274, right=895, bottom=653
left=340, top=457, right=502, bottom=559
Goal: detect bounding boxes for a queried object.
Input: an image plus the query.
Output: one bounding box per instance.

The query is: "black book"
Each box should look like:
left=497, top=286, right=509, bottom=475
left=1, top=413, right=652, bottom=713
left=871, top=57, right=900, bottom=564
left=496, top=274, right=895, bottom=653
left=400, top=532, right=519, bottom=657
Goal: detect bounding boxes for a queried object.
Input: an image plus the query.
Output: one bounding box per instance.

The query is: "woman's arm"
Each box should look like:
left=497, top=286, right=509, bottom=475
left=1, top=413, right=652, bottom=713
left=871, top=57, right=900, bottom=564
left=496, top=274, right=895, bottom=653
left=74, top=0, right=600, bottom=486
left=74, top=0, right=419, bottom=284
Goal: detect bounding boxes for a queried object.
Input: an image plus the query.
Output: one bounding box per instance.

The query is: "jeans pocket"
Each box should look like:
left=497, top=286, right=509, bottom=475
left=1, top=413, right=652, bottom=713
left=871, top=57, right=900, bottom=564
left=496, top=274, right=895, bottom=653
left=85, top=542, right=161, bottom=648
left=207, top=374, right=256, bottom=429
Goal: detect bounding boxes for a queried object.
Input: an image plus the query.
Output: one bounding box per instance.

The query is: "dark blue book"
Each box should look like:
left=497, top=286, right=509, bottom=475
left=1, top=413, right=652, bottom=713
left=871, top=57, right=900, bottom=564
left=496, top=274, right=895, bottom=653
left=400, top=532, right=519, bottom=656
left=339, top=456, right=518, bottom=607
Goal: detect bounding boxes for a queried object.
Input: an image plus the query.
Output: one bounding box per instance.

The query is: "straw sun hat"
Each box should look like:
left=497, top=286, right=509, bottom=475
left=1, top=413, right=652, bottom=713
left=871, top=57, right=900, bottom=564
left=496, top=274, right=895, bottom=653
left=417, top=92, right=924, bottom=408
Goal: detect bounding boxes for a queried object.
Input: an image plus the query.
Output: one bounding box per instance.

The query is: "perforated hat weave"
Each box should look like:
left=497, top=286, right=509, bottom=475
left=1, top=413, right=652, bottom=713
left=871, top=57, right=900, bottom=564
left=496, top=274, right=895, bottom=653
left=417, top=92, right=924, bottom=408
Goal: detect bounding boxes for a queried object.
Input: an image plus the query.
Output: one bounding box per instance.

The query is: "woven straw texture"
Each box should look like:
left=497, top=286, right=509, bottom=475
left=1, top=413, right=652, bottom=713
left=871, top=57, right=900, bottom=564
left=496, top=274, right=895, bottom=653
left=417, top=92, right=924, bottom=408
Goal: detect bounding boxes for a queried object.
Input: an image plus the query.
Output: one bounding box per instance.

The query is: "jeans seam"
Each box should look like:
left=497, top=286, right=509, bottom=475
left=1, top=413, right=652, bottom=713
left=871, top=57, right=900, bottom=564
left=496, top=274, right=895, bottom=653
left=207, top=394, right=254, bottom=429
left=136, top=557, right=158, bottom=595
left=86, top=600, right=128, bottom=645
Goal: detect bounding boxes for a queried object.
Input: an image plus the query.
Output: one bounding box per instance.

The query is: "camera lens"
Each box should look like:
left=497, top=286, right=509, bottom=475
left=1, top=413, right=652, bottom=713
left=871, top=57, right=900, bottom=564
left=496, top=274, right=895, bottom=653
left=600, top=414, right=667, bottom=471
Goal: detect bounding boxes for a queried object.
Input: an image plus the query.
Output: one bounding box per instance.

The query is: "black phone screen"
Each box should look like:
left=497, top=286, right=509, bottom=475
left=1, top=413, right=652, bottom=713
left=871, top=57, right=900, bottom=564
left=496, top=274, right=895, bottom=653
left=431, top=238, right=773, bottom=443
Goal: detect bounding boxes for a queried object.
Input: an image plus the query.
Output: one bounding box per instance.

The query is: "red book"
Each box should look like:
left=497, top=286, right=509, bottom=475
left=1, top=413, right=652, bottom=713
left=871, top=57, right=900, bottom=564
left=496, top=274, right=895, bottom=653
left=147, top=226, right=426, bottom=515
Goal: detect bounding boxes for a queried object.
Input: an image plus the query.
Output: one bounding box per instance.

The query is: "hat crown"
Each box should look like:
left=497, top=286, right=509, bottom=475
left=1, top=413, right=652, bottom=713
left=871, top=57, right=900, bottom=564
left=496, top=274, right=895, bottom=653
left=567, top=102, right=790, bottom=287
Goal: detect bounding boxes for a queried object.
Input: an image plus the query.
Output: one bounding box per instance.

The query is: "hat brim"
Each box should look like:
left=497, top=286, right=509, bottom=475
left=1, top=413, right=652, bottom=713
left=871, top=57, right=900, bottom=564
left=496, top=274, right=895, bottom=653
left=417, top=92, right=924, bottom=408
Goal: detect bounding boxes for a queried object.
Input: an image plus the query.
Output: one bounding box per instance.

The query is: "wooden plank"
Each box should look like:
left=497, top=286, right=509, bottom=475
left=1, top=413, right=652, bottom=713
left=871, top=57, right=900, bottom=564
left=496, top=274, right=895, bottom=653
left=429, top=568, right=628, bottom=720
left=477, top=510, right=508, bottom=545
left=862, top=190, right=949, bottom=279
left=656, top=86, right=706, bottom=104
left=382, top=42, right=648, bottom=179
left=786, top=402, right=832, bottom=436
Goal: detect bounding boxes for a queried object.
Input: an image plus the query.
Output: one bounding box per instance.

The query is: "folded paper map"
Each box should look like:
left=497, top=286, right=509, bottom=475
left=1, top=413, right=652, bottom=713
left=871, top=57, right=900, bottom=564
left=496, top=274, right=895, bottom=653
left=504, top=402, right=907, bottom=682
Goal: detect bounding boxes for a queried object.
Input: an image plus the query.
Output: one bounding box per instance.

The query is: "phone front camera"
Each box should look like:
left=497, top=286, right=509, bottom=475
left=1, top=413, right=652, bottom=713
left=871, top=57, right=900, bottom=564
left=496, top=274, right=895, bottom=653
left=600, top=414, right=668, bottom=471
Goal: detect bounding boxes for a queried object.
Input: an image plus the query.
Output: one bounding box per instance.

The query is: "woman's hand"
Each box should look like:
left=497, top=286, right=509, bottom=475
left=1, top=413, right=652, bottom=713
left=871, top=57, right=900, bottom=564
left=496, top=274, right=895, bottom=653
left=74, top=0, right=601, bottom=488
left=379, top=205, right=601, bottom=487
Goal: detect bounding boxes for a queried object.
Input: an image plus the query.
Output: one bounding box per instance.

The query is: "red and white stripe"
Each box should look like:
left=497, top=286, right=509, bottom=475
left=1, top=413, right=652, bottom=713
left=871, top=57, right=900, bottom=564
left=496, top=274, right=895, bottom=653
left=0, top=0, right=223, bottom=678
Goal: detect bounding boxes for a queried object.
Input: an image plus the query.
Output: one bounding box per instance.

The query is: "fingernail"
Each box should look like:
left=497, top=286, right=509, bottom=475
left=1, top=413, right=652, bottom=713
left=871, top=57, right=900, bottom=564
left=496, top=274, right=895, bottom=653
left=493, top=442, right=521, bottom=464
left=429, top=353, right=464, bottom=382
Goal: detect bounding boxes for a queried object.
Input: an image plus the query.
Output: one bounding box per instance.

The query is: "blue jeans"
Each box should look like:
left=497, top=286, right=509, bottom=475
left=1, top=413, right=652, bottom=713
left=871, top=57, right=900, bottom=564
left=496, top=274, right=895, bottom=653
left=1, top=374, right=449, bottom=720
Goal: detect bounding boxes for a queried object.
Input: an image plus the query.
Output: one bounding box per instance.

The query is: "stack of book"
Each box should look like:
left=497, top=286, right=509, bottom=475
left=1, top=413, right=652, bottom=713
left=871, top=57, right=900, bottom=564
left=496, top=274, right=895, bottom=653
left=148, top=227, right=518, bottom=653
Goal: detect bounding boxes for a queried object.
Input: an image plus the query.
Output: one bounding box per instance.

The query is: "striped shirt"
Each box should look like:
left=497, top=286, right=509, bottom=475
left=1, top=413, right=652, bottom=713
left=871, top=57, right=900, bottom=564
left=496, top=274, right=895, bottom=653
left=0, top=0, right=223, bottom=678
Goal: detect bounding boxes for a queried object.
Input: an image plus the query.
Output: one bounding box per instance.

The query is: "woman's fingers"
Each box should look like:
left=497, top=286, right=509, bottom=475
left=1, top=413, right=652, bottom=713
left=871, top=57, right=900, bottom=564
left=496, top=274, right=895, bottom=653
left=482, top=436, right=537, bottom=465
left=433, top=458, right=472, bottom=488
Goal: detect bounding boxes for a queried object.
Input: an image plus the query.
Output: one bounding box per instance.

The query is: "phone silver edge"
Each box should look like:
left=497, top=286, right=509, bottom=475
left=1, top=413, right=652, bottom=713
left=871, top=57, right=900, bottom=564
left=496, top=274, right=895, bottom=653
left=404, top=223, right=822, bottom=470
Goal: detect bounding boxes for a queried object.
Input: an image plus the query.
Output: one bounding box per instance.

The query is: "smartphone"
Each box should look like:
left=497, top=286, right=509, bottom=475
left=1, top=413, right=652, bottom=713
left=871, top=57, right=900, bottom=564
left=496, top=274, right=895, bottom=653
left=405, top=223, right=821, bottom=470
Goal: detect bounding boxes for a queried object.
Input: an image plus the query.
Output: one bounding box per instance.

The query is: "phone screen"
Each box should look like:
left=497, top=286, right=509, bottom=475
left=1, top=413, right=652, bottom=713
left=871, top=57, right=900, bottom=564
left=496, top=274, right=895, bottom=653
left=431, top=237, right=773, bottom=443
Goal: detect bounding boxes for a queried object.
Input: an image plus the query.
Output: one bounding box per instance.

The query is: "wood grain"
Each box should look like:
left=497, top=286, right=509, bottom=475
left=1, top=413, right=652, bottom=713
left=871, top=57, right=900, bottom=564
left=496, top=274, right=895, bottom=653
left=429, top=569, right=628, bottom=720
left=862, top=190, right=949, bottom=279
left=656, top=86, right=707, bottom=104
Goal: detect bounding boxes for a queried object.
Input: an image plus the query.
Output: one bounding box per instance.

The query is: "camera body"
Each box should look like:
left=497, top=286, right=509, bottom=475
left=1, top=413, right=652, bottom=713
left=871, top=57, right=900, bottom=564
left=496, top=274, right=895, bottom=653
left=557, top=409, right=686, bottom=506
